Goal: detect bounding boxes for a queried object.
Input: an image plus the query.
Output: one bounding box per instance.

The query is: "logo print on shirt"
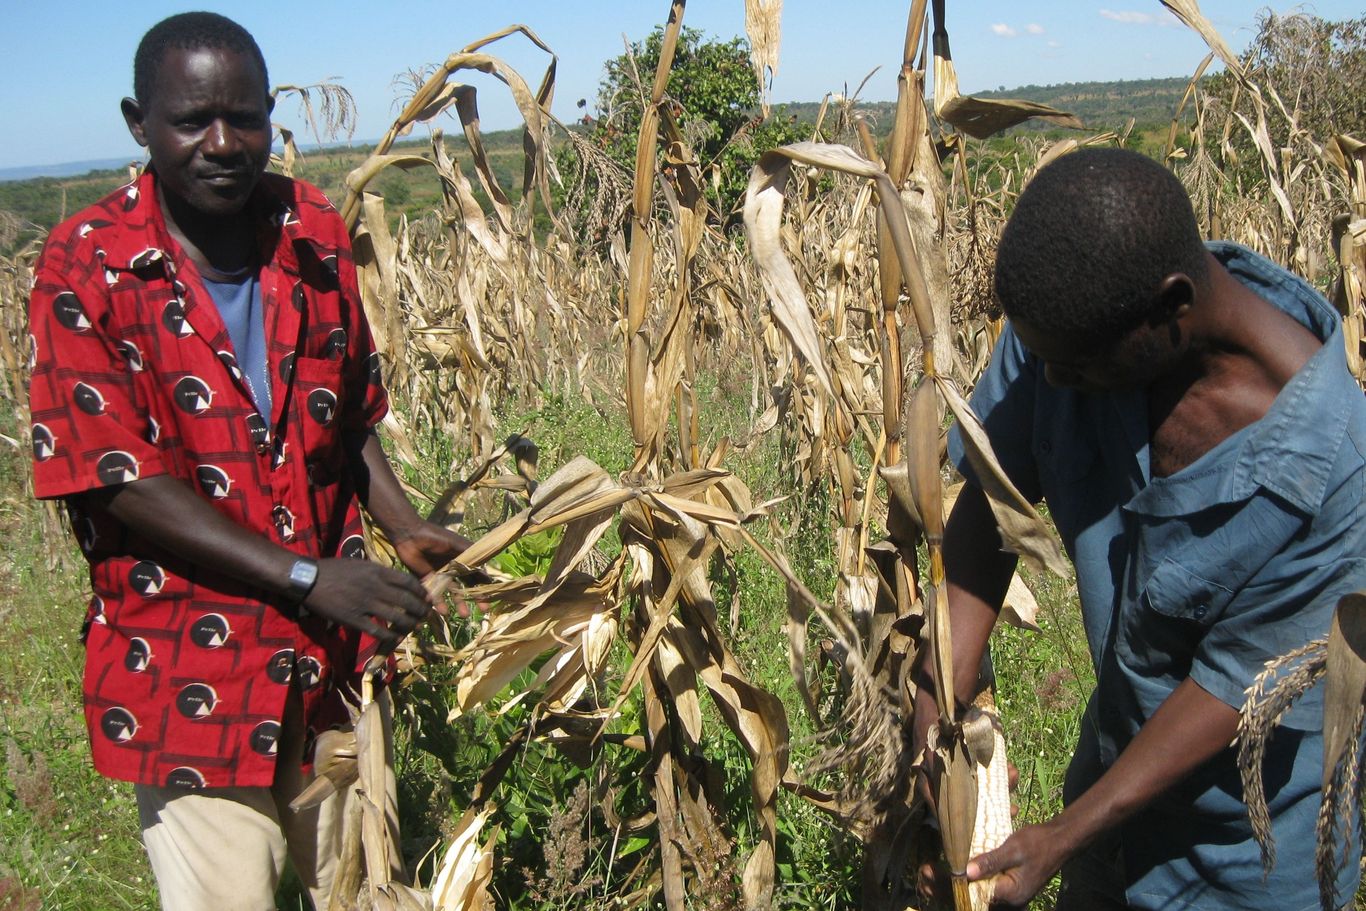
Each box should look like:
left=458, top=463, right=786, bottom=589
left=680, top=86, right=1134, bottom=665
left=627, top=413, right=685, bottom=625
left=116, top=339, right=144, bottom=372
left=161, top=299, right=193, bottom=338
left=53, top=292, right=91, bottom=332
left=91, top=595, right=107, bottom=625
left=250, top=721, right=281, bottom=755
left=292, top=281, right=306, bottom=312
left=278, top=353, right=295, bottom=384
left=100, top=707, right=138, bottom=742
left=246, top=413, right=269, bottom=448
left=218, top=350, right=242, bottom=381
left=124, top=637, right=152, bottom=673
left=147, top=415, right=160, bottom=445
left=266, top=649, right=295, bottom=684
left=320, top=255, right=340, bottom=289
left=341, top=534, right=366, bottom=560
left=177, top=683, right=218, bottom=718
left=31, top=424, right=55, bottom=461
left=128, top=561, right=165, bottom=596
left=96, top=451, right=140, bottom=485
left=324, top=329, right=347, bottom=359
left=196, top=465, right=232, bottom=500
left=129, top=248, right=162, bottom=270
left=366, top=352, right=382, bottom=388
left=166, top=767, right=206, bottom=788
left=173, top=376, right=214, bottom=415
left=26, top=334, right=37, bottom=370
left=73, top=382, right=106, bottom=415
left=190, top=613, right=232, bottom=649
left=307, top=389, right=337, bottom=426
left=296, top=656, right=323, bottom=690
left=272, top=505, right=295, bottom=541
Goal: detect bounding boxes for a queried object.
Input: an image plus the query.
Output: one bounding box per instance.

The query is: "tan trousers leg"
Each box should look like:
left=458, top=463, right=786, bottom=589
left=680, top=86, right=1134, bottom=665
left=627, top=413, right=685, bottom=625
left=136, top=686, right=370, bottom=911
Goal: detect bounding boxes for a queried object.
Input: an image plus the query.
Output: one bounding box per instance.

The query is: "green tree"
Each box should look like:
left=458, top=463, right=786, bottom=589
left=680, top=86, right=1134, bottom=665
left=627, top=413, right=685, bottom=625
left=1206, top=11, right=1366, bottom=160
left=560, top=27, right=808, bottom=236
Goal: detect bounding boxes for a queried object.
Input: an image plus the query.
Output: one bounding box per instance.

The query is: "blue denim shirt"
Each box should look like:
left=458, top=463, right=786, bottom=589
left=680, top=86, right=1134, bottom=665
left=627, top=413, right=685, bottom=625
left=950, top=242, right=1366, bottom=909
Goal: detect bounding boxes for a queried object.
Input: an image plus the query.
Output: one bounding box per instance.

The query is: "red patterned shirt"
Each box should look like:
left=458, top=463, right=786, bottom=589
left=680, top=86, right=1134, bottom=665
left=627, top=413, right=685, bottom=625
left=28, top=169, right=388, bottom=788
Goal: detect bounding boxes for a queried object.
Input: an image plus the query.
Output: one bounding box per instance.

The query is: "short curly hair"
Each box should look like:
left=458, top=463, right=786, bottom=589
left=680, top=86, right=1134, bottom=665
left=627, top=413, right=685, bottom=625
left=994, top=148, right=1208, bottom=351
left=133, top=12, right=269, bottom=106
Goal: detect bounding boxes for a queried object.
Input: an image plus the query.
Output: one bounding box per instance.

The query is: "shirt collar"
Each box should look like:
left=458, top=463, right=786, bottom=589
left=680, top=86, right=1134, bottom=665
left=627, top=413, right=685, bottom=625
left=1127, top=242, right=1352, bottom=517
left=92, top=169, right=329, bottom=274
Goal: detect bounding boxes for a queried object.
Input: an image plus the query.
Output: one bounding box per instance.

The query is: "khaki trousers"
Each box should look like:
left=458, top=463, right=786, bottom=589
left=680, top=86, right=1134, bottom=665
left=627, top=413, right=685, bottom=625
left=136, top=687, right=393, bottom=911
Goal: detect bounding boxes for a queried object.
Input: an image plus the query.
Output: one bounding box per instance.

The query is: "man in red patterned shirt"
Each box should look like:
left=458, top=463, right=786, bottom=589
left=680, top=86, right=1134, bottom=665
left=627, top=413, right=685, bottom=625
left=26, top=13, right=466, bottom=909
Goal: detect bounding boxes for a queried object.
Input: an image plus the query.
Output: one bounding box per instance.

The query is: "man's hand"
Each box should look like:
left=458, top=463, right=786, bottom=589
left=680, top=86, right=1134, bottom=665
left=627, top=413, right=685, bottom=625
left=302, top=557, right=433, bottom=649
left=391, top=522, right=471, bottom=577
left=966, top=820, right=1071, bottom=908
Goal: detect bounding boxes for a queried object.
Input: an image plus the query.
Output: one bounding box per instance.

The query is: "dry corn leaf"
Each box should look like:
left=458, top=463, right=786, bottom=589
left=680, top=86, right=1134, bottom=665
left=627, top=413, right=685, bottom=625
left=1160, top=0, right=1247, bottom=83
left=745, top=0, right=782, bottom=116
left=930, top=3, right=1082, bottom=139
left=431, top=804, right=497, bottom=911
left=289, top=729, right=359, bottom=812
left=936, top=375, right=1068, bottom=577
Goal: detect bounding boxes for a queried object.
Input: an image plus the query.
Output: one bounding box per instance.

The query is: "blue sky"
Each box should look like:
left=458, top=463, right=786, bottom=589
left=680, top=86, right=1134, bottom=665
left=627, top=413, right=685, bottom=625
left=1, top=1, right=1358, bottom=170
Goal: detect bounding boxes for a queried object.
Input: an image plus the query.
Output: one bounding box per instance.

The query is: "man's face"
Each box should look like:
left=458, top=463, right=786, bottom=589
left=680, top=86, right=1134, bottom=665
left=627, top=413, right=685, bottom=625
left=123, top=46, right=273, bottom=219
left=1012, top=318, right=1176, bottom=394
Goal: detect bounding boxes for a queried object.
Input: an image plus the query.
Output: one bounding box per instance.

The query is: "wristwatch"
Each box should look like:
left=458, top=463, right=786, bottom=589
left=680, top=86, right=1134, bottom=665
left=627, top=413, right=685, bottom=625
left=286, top=557, right=319, bottom=613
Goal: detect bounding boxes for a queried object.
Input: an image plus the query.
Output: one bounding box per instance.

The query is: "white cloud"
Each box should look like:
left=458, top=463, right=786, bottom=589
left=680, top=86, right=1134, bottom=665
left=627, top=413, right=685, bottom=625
left=1099, top=8, right=1178, bottom=26
left=1048, top=39, right=1062, bottom=48
left=991, top=22, right=1018, bottom=37
left=1025, top=23, right=1046, bottom=35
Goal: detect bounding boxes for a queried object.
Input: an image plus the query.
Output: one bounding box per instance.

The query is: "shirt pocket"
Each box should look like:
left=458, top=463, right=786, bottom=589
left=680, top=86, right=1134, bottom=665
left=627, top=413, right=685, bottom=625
left=290, top=355, right=345, bottom=479
left=1138, top=556, right=1236, bottom=627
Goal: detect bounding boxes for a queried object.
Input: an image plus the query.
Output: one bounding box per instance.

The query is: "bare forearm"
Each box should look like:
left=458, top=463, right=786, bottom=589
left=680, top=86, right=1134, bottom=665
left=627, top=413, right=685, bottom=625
left=345, top=429, right=423, bottom=541
left=966, top=677, right=1240, bottom=900
left=84, top=474, right=298, bottom=597
left=1051, top=677, right=1238, bottom=855
left=344, top=428, right=475, bottom=580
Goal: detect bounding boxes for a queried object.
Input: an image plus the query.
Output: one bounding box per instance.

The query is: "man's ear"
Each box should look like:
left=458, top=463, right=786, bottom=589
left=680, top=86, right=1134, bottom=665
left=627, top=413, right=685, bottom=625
left=121, top=97, right=149, bottom=148
left=1152, top=272, right=1196, bottom=325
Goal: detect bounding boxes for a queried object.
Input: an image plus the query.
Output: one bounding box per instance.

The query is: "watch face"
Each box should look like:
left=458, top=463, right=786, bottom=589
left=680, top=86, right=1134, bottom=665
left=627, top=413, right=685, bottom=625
left=289, top=559, right=318, bottom=598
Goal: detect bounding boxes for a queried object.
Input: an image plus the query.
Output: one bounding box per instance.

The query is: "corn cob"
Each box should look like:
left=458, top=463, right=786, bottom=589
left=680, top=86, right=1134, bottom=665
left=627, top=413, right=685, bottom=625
left=966, top=690, right=1013, bottom=911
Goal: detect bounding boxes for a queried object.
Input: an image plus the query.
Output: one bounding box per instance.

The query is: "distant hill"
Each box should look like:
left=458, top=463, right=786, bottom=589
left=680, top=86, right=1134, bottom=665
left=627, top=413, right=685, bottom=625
left=0, top=158, right=140, bottom=183
left=779, top=76, right=1191, bottom=136
left=973, top=76, right=1191, bottom=130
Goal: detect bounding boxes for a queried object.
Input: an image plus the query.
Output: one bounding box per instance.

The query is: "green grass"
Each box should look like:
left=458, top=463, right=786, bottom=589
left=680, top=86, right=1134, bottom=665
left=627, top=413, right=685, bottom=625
left=0, top=442, right=155, bottom=910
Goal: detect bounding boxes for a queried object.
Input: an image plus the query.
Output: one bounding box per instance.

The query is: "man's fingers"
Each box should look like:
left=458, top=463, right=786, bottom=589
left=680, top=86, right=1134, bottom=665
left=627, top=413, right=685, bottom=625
left=359, top=617, right=399, bottom=647
left=966, top=843, right=1013, bottom=881
left=984, top=871, right=1028, bottom=907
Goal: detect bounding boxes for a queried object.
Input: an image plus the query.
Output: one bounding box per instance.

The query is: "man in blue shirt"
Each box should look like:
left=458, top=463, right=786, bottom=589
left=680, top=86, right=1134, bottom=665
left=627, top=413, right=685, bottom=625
left=916, top=148, right=1366, bottom=909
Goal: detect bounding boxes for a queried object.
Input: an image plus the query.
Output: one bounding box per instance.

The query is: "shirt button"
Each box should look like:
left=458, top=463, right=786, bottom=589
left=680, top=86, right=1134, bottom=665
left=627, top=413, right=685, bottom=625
left=255, top=441, right=270, bottom=455
left=1040, top=440, right=1052, bottom=454
left=1194, top=605, right=1208, bottom=619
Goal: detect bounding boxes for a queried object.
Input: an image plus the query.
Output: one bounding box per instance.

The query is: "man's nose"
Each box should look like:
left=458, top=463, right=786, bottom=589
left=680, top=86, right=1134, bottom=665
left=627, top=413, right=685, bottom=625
left=202, top=119, right=240, bottom=157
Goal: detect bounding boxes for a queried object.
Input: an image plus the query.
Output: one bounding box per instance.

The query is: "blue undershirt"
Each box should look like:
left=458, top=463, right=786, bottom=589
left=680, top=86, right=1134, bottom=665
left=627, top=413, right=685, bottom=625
left=201, top=273, right=271, bottom=417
